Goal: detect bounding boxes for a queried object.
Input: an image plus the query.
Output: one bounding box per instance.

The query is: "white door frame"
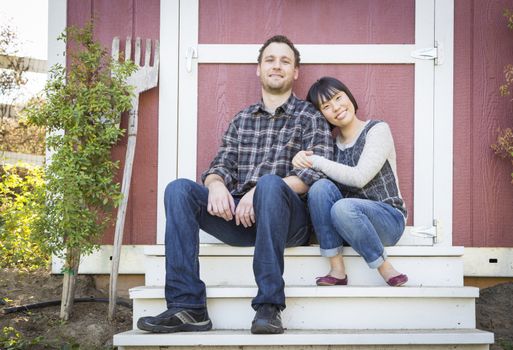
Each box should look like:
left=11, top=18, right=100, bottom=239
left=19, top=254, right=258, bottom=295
left=157, top=0, right=454, bottom=246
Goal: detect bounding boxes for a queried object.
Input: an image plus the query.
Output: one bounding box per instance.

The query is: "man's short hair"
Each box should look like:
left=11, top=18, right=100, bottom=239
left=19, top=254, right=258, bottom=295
left=257, top=35, right=300, bottom=67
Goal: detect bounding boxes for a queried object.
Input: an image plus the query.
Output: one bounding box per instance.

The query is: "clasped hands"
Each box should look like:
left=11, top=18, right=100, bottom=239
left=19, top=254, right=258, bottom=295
left=207, top=181, right=255, bottom=228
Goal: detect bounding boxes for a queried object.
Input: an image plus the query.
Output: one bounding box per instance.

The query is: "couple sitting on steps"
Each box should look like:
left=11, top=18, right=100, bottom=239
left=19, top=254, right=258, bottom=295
left=137, top=35, right=408, bottom=335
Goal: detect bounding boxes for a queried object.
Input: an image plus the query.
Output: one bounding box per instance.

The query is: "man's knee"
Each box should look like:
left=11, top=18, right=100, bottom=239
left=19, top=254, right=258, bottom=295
left=255, top=174, right=286, bottom=194
left=164, top=178, right=197, bottom=205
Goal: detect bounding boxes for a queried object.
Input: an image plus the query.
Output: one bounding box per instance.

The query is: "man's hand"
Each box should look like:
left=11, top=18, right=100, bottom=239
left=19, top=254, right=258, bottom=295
left=292, top=150, right=314, bottom=169
left=235, top=187, right=256, bottom=228
left=205, top=176, right=235, bottom=221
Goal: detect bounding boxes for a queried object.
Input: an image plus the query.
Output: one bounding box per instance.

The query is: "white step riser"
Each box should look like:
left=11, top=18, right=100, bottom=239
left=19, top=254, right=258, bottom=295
left=132, top=297, right=475, bottom=330
left=145, top=255, right=463, bottom=287
left=114, top=329, right=493, bottom=349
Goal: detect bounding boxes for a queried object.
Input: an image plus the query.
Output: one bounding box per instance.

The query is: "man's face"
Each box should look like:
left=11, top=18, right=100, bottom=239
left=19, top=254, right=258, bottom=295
left=257, top=42, right=299, bottom=95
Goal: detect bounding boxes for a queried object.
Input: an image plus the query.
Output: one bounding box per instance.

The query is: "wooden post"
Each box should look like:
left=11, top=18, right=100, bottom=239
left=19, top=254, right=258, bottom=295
left=60, top=247, right=81, bottom=320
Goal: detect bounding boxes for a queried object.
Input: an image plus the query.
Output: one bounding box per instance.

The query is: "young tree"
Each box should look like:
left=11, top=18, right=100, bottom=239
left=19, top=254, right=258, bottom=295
left=26, top=22, right=136, bottom=320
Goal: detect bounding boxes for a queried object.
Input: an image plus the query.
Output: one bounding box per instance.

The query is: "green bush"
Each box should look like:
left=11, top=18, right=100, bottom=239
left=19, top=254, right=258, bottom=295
left=0, top=163, right=49, bottom=270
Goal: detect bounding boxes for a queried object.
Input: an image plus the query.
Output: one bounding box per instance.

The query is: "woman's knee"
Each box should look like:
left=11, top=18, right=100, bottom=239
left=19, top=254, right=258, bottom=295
left=308, top=179, right=337, bottom=202
left=331, top=199, right=362, bottom=223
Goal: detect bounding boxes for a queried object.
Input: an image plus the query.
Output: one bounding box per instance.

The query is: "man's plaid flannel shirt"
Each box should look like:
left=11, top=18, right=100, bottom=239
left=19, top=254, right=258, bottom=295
left=201, top=94, right=333, bottom=197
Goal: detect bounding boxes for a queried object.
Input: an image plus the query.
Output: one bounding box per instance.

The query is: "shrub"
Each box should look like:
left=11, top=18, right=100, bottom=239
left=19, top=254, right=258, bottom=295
left=0, top=164, right=48, bottom=270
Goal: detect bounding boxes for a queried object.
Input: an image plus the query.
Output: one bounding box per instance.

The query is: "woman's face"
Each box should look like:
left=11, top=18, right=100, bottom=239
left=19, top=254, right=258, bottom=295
left=319, top=90, right=356, bottom=129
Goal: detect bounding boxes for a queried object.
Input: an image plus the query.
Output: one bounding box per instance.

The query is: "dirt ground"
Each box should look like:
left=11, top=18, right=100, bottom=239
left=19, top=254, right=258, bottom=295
left=0, top=268, right=132, bottom=349
left=0, top=268, right=512, bottom=349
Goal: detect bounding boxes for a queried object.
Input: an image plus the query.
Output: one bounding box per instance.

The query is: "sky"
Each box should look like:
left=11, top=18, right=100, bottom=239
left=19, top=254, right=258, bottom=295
left=0, top=0, right=49, bottom=59
left=0, top=0, right=49, bottom=102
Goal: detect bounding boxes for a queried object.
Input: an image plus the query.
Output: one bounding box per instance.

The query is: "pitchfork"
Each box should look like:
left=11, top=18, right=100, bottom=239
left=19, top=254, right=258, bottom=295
left=109, top=37, right=159, bottom=319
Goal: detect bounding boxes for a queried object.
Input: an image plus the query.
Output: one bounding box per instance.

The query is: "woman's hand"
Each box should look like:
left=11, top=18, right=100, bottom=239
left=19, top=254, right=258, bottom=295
left=292, top=150, right=314, bottom=169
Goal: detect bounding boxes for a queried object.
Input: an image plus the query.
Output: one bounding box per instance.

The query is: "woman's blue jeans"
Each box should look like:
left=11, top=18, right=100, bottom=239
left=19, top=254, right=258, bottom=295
left=307, top=179, right=405, bottom=268
left=163, top=174, right=310, bottom=311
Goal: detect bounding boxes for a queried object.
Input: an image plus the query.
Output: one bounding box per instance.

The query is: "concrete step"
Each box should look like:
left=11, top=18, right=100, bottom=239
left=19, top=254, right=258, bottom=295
left=114, top=328, right=493, bottom=349
left=144, top=245, right=464, bottom=287
left=130, top=285, right=478, bottom=330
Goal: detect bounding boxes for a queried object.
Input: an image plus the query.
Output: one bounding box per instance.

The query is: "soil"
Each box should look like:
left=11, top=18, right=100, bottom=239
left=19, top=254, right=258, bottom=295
left=0, top=268, right=132, bottom=349
left=477, top=283, right=513, bottom=350
left=0, top=268, right=512, bottom=349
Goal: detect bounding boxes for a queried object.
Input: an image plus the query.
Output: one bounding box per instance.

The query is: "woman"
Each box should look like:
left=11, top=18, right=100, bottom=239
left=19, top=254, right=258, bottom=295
left=293, top=77, right=408, bottom=287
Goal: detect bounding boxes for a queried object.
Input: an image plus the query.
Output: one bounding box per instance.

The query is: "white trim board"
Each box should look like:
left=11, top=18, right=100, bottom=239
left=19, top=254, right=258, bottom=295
left=51, top=245, right=513, bottom=278
left=198, top=44, right=417, bottom=64
left=156, top=0, right=180, bottom=244
left=464, top=248, right=513, bottom=277
left=51, top=245, right=148, bottom=274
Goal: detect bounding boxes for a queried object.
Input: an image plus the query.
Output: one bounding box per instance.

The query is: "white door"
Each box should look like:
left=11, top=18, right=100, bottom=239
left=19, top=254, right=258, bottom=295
left=158, top=0, right=454, bottom=246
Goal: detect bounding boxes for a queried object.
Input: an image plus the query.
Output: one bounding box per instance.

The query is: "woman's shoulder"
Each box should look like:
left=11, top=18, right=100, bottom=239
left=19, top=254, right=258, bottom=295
left=367, top=120, right=391, bottom=134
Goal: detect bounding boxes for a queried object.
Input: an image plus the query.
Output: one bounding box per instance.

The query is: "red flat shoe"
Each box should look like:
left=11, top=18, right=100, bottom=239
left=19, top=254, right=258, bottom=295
left=315, top=275, right=348, bottom=286
left=387, top=274, right=408, bottom=287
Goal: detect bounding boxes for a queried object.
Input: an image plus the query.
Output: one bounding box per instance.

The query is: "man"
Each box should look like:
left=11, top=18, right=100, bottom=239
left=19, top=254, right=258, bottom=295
left=137, top=35, right=333, bottom=334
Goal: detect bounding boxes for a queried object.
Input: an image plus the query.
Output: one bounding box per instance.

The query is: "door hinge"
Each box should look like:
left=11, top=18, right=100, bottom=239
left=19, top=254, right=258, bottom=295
left=411, top=41, right=444, bottom=65
left=410, top=219, right=441, bottom=245
left=185, top=46, right=198, bottom=73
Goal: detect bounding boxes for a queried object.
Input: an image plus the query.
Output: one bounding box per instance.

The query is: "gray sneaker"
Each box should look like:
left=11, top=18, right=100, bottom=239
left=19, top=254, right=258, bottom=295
left=137, top=308, right=212, bottom=333
left=250, top=304, right=284, bottom=334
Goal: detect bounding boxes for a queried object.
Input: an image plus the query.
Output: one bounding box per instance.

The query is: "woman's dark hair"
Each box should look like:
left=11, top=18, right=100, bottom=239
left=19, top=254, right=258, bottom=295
left=307, top=77, right=358, bottom=113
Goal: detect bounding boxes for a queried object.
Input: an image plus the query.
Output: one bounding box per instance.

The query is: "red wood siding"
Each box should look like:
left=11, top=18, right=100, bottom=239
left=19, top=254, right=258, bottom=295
left=454, top=0, right=513, bottom=247
left=199, top=0, right=414, bottom=44
left=67, top=0, right=160, bottom=244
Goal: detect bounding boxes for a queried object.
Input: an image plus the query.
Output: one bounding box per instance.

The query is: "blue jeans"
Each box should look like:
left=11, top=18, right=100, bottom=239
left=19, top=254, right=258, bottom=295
left=308, top=179, right=405, bottom=268
left=163, top=174, right=311, bottom=311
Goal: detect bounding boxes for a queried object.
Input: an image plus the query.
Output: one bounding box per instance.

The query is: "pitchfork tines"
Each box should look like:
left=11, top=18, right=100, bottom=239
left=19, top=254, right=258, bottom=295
left=111, top=36, right=159, bottom=93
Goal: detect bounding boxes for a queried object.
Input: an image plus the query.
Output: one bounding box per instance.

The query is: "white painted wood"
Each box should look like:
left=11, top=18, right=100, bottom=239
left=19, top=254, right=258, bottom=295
left=176, top=0, right=199, bottom=181
left=144, top=254, right=463, bottom=287
left=144, top=244, right=464, bottom=257
left=433, top=0, right=454, bottom=246
left=198, top=44, right=417, bottom=64
left=464, top=247, right=513, bottom=277
left=51, top=245, right=147, bottom=274
left=157, top=0, right=180, bottom=244
left=412, top=0, right=435, bottom=229
left=46, top=0, right=66, bottom=165
left=47, top=0, right=66, bottom=71
left=132, top=285, right=479, bottom=299
left=114, top=329, right=493, bottom=347
left=130, top=286, right=478, bottom=330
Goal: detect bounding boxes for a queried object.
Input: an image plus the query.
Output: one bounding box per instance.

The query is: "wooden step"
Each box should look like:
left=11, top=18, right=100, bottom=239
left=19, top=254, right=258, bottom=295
left=113, top=328, right=493, bottom=349
left=144, top=245, right=464, bottom=287
left=130, top=285, right=478, bottom=330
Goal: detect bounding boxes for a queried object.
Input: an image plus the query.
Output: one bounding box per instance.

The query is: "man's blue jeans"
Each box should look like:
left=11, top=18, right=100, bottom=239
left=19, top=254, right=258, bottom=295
left=307, top=179, right=405, bottom=269
left=163, top=174, right=310, bottom=311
